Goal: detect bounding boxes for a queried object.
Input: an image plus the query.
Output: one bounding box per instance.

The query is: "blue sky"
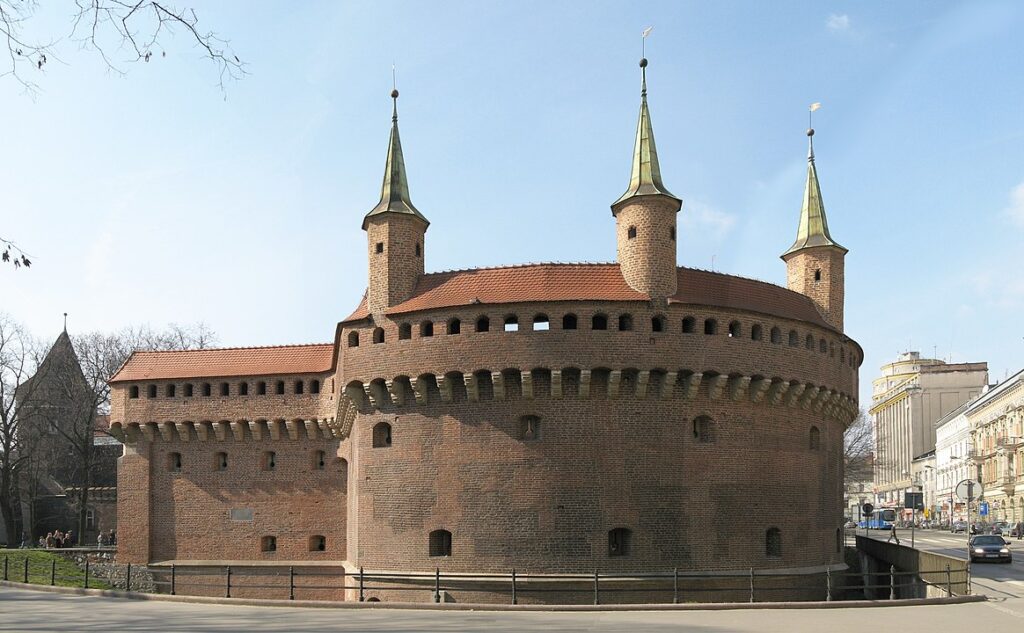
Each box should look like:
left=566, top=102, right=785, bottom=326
left=2, top=1, right=1023, bottom=406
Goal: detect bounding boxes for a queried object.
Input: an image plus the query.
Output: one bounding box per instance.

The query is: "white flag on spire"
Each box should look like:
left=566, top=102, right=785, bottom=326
left=642, top=26, right=654, bottom=38
left=809, top=102, right=822, bottom=112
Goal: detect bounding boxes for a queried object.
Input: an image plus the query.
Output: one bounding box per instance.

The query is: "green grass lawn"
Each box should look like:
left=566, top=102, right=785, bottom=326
left=0, top=550, right=112, bottom=589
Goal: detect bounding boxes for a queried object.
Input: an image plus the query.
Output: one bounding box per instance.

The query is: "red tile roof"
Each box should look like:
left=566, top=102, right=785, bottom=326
left=343, top=263, right=833, bottom=330
left=110, top=344, right=335, bottom=383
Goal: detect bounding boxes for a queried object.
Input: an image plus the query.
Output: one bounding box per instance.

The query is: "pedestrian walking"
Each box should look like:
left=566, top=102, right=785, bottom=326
left=887, top=523, right=900, bottom=545
left=1017, top=521, right=1023, bottom=541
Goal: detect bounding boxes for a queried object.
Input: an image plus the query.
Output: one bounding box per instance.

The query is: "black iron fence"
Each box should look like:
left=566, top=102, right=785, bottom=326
left=1, top=554, right=971, bottom=605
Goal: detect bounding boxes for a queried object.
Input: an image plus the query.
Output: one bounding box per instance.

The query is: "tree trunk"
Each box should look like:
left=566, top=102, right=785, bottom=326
left=0, top=471, right=22, bottom=546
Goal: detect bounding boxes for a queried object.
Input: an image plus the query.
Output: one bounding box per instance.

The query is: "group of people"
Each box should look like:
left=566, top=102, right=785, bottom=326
left=97, top=529, right=117, bottom=547
left=39, top=530, right=75, bottom=548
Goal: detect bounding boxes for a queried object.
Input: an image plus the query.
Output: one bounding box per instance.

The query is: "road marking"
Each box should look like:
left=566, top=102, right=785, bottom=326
left=985, top=601, right=1024, bottom=619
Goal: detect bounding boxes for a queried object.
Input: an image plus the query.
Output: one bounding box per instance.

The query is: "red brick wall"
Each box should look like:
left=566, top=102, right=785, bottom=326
left=348, top=394, right=845, bottom=574
left=365, top=214, right=427, bottom=313
left=614, top=197, right=679, bottom=299
left=784, top=246, right=846, bottom=332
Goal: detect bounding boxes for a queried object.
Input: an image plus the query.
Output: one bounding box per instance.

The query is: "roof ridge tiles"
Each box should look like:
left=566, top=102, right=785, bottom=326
left=426, top=261, right=619, bottom=276
left=131, top=342, right=333, bottom=355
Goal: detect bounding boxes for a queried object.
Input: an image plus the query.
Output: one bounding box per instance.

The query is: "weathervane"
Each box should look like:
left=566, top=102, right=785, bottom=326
left=807, top=102, right=821, bottom=160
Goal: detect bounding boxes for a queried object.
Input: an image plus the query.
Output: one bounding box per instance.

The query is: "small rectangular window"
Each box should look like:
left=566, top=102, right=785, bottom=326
left=220, top=382, right=229, bottom=396
left=147, top=385, right=157, bottom=398
left=276, top=381, right=285, bottom=395
left=166, top=384, right=176, bottom=398
left=257, top=381, right=267, bottom=395
left=184, top=384, right=194, bottom=397
left=375, top=242, right=384, bottom=254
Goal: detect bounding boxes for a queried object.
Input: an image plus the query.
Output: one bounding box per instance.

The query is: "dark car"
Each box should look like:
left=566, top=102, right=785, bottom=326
left=969, top=535, right=1012, bottom=563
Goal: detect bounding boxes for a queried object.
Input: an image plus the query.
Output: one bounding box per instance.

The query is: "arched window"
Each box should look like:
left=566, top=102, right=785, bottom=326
left=294, top=380, right=304, bottom=395
left=693, top=415, right=715, bottom=443
left=770, top=327, right=781, bottom=344
left=238, top=382, right=248, bottom=396
left=129, top=386, right=139, bottom=399
left=840, top=348, right=846, bottom=363
left=214, top=452, right=228, bottom=471
left=310, top=535, right=327, bottom=552
left=202, top=383, right=212, bottom=397
left=788, top=330, right=799, bottom=347
left=147, top=385, right=157, bottom=398
left=651, top=315, right=665, bottom=333
left=704, top=319, right=718, bottom=335
left=429, top=529, right=452, bottom=557
left=766, top=528, right=782, bottom=558
left=805, top=334, right=814, bottom=350
left=592, top=314, right=608, bottom=330
left=398, top=323, right=412, bottom=340
left=819, top=338, right=827, bottom=354
left=257, top=381, right=267, bottom=395
left=220, top=382, right=230, bottom=396
left=751, top=324, right=763, bottom=341
left=373, top=327, right=385, bottom=344
left=475, top=316, right=490, bottom=333
left=275, top=381, right=285, bottom=395
left=728, top=321, right=741, bottom=338
left=829, top=342, right=835, bottom=358
left=562, top=313, right=578, bottom=330
left=166, top=384, right=176, bottom=398
left=608, top=527, right=631, bottom=557
left=313, top=450, right=326, bottom=470
left=447, top=318, right=461, bottom=335
left=184, top=384, right=194, bottom=397
left=627, top=226, right=637, bottom=239
left=682, top=316, right=696, bottom=334
left=503, top=315, right=519, bottom=332
left=809, top=426, right=821, bottom=450
left=618, top=314, right=633, bottom=331
left=372, top=422, right=392, bottom=448
left=420, top=321, right=434, bottom=337
left=310, top=380, right=321, bottom=394
left=533, top=314, right=550, bottom=331
left=167, top=452, right=182, bottom=472
left=814, top=269, right=821, bottom=282
left=347, top=331, right=359, bottom=347
left=261, top=536, right=277, bottom=553
left=262, top=451, right=277, bottom=471
left=519, top=415, right=541, bottom=441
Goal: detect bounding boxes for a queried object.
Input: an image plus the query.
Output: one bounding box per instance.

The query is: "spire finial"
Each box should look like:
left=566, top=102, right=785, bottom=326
left=391, top=64, right=399, bottom=123
left=640, top=26, right=652, bottom=97
left=63, top=312, right=67, bottom=332
left=808, top=102, right=821, bottom=161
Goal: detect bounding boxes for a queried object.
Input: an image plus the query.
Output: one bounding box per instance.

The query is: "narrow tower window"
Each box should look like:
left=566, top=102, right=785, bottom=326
left=257, top=381, right=267, bottom=395
left=262, top=451, right=277, bottom=471
left=375, top=242, right=384, bottom=254
left=693, top=415, right=715, bottom=443
left=682, top=317, right=696, bottom=334
left=239, top=382, right=249, bottom=396
left=261, top=536, right=277, bottom=552
left=503, top=315, right=519, bottom=332
left=627, top=226, right=637, bottom=239
left=704, top=319, right=718, bottom=335
left=311, top=380, right=321, bottom=394
left=814, top=269, right=821, bottom=282
left=809, top=426, right=821, bottom=450
left=399, top=323, right=412, bottom=339
left=592, top=314, right=608, bottom=330
left=184, top=383, right=194, bottom=397
left=420, top=321, right=434, bottom=337
left=766, top=528, right=782, bottom=558
left=533, top=314, right=549, bottom=331
left=373, top=327, right=385, bottom=344
left=147, top=385, right=157, bottom=398
left=651, top=315, right=665, bottom=332
left=670, top=226, right=676, bottom=240
left=129, top=386, right=139, bottom=399
left=608, top=528, right=631, bottom=557
left=475, top=316, right=490, bottom=332
left=751, top=324, right=763, bottom=341
left=429, top=529, right=452, bottom=557
left=348, top=331, right=359, bottom=347
left=415, top=242, right=421, bottom=257
left=373, top=422, right=392, bottom=448
left=295, top=380, right=304, bottom=394
left=618, top=314, right=633, bottom=331
left=310, top=535, right=327, bottom=552
left=728, top=321, right=741, bottom=338
left=562, top=314, right=578, bottom=330
left=168, top=452, right=182, bottom=472
left=166, top=384, right=176, bottom=398
left=447, top=318, right=461, bottom=335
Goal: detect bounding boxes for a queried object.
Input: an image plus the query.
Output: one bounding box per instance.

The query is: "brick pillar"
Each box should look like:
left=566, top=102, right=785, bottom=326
left=116, top=439, right=152, bottom=564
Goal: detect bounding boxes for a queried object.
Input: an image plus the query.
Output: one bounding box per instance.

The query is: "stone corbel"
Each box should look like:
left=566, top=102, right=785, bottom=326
left=438, top=375, right=454, bottom=403
left=491, top=372, right=506, bottom=401
left=268, top=420, right=282, bottom=441
left=175, top=422, right=192, bottom=442
left=579, top=370, right=591, bottom=399
left=750, top=378, right=771, bottom=403
left=607, top=371, right=622, bottom=399
left=636, top=371, right=650, bottom=400
left=363, top=384, right=378, bottom=409
left=463, top=374, right=479, bottom=402
left=414, top=377, right=430, bottom=405
left=386, top=379, right=404, bottom=406
left=213, top=422, right=228, bottom=442
left=661, top=372, right=677, bottom=400
left=728, top=376, right=751, bottom=401
left=784, top=383, right=807, bottom=407
left=683, top=373, right=704, bottom=399
left=521, top=372, right=534, bottom=400
left=551, top=370, right=563, bottom=399
left=159, top=423, right=175, bottom=442
left=799, top=386, right=821, bottom=409
left=230, top=421, right=246, bottom=442
left=194, top=422, right=209, bottom=442
left=768, top=380, right=788, bottom=405
left=248, top=420, right=263, bottom=441
left=707, top=375, right=729, bottom=400
left=285, top=420, right=300, bottom=441
left=304, top=420, right=319, bottom=439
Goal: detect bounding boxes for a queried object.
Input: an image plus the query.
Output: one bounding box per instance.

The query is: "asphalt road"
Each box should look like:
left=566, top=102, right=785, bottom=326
left=862, top=528, right=1024, bottom=608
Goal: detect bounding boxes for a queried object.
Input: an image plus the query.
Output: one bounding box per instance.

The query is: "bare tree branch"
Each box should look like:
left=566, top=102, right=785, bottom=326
left=1, top=236, right=32, bottom=269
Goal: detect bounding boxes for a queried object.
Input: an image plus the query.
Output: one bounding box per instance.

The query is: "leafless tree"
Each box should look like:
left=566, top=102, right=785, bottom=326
left=844, top=409, right=873, bottom=485
left=1, top=0, right=245, bottom=95
left=0, top=314, right=42, bottom=543
left=48, top=323, right=217, bottom=538
left=1, top=237, right=31, bottom=269
left=2, top=2, right=244, bottom=268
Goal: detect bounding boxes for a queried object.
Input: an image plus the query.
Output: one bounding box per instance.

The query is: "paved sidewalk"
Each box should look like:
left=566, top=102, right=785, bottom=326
left=1, top=585, right=1023, bottom=632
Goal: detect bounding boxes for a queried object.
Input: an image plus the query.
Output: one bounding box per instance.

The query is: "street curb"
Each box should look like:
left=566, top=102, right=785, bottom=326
left=0, top=581, right=988, bottom=611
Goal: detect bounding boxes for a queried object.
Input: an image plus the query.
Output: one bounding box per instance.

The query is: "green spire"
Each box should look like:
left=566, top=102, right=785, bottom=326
left=362, top=89, right=429, bottom=230
left=612, top=58, right=681, bottom=212
left=782, top=129, right=846, bottom=257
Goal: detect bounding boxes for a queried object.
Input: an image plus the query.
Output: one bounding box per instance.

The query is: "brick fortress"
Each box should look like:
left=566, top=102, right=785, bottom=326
left=109, top=59, right=862, bottom=602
